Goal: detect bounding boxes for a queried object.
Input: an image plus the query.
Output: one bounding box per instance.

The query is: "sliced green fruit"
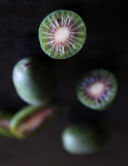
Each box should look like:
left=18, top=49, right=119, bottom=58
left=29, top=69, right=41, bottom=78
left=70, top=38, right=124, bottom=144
left=0, top=113, right=13, bottom=137
left=12, top=57, right=56, bottom=106
left=77, top=69, right=118, bottom=110
left=39, top=10, right=87, bottom=59
left=10, top=105, right=58, bottom=139
left=62, top=124, right=107, bottom=155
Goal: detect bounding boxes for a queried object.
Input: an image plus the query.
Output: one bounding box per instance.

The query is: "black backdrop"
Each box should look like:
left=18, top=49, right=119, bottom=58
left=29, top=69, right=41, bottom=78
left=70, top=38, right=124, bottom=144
left=0, top=0, right=128, bottom=166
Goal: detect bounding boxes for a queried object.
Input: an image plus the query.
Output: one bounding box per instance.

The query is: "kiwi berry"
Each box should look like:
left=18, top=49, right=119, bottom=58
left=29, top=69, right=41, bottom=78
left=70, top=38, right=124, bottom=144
left=77, top=69, right=118, bottom=111
left=0, top=113, right=13, bottom=137
left=10, top=105, right=58, bottom=139
left=39, top=10, right=87, bottom=59
left=62, top=124, right=107, bottom=155
left=12, top=57, right=56, bottom=106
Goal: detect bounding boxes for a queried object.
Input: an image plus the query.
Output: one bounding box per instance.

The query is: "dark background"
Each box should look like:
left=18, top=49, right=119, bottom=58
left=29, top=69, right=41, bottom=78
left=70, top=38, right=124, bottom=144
left=0, top=0, right=128, bottom=165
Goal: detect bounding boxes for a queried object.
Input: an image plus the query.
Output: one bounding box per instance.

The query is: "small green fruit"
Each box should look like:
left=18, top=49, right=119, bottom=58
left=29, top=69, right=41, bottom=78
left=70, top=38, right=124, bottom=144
left=12, top=57, right=56, bottom=106
left=39, top=10, right=87, bottom=59
left=10, top=105, right=58, bottom=139
left=62, top=124, right=107, bottom=155
left=77, top=69, right=118, bottom=111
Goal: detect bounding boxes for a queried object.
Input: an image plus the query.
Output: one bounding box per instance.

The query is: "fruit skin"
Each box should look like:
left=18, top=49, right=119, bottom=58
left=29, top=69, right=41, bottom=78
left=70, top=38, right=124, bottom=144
left=12, top=57, right=56, bottom=106
left=0, top=113, right=13, bottom=137
left=10, top=105, right=58, bottom=139
left=77, top=69, right=118, bottom=111
left=39, top=10, right=87, bottom=59
left=62, top=124, right=107, bottom=155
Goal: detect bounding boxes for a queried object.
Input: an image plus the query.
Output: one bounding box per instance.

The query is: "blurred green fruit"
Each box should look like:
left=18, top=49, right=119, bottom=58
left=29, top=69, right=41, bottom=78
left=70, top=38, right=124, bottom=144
left=12, top=57, right=56, bottom=106
left=62, top=124, right=107, bottom=155
left=0, top=113, right=13, bottom=137
left=77, top=69, right=118, bottom=111
left=10, top=105, right=58, bottom=139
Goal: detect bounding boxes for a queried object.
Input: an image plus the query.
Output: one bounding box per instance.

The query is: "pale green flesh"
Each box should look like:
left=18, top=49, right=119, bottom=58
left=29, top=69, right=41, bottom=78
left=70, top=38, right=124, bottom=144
left=10, top=105, right=57, bottom=139
left=39, top=10, right=87, bottom=59
left=77, top=69, right=118, bottom=111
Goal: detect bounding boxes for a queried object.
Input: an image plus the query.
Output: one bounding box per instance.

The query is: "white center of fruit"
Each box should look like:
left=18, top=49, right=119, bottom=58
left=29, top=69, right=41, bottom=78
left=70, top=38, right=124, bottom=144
left=89, top=82, right=104, bottom=97
left=54, top=27, right=70, bottom=43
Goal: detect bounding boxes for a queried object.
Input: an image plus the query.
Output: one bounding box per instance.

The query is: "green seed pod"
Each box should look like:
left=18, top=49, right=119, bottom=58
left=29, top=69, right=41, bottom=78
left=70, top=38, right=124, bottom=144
left=12, top=57, right=56, bottom=106
left=62, top=124, right=107, bottom=155
left=0, top=112, right=13, bottom=137
left=10, top=105, right=58, bottom=139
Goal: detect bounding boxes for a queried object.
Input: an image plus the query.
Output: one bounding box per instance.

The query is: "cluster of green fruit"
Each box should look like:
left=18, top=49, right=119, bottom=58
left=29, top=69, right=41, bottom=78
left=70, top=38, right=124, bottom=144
left=0, top=10, right=118, bottom=155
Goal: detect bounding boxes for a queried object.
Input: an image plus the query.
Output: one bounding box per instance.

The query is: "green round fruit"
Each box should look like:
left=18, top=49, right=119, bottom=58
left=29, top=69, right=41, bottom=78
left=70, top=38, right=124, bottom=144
left=39, top=10, right=87, bottom=59
left=77, top=69, right=118, bottom=111
left=10, top=105, right=58, bottom=139
left=12, top=57, right=56, bottom=106
left=0, top=112, right=13, bottom=137
left=62, top=124, right=107, bottom=155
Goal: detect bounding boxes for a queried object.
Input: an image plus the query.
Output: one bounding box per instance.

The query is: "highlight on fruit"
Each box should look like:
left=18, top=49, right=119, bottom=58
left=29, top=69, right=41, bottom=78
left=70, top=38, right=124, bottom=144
left=62, top=124, right=108, bottom=154
left=77, top=69, right=118, bottom=110
left=10, top=105, right=58, bottom=139
left=39, top=10, right=87, bottom=59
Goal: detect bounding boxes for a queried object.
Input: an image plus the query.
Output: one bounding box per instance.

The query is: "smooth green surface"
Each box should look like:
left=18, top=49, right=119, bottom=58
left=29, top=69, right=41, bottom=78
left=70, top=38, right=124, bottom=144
left=13, top=57, right=56, bottom=106
left=77, top=69, right=118, bottom=111
left=39, top=10, right=87, bottom=59
left=62, top=124, right=107, bottom=155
